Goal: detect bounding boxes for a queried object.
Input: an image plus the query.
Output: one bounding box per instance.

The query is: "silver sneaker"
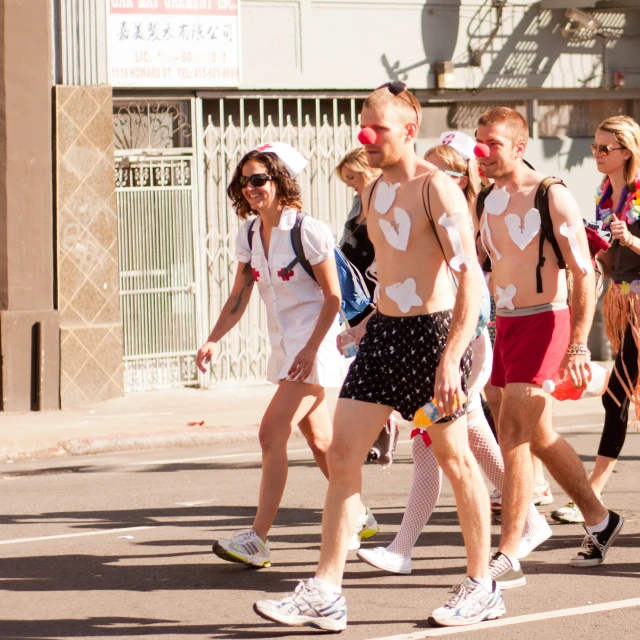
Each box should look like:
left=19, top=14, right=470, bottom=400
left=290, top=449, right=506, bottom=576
left=348, top=506, right=379, bottom=551
left=551, top=501, right=584, bottom=524
left=212, top=530, right=270, bottom=568
left=254, top=579, right=347, bottom=632
left=429, top=577, right=506, bottom=627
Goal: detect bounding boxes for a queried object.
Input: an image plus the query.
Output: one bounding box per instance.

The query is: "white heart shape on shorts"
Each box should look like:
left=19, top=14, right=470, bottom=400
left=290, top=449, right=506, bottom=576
left=504, top=208, right=541, bottom=250
left=385, top=277, right=423, bottom=313
left=485, top=186, right=510, bottom=215
left=379, top=207, right=411, bottom=251
left=374, top=181, right=400, bottom=214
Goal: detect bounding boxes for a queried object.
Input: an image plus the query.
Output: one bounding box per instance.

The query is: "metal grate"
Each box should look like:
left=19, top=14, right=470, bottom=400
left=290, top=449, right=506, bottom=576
left=200, top=97, right=360, bottom=385
left=116, top=155, right=200, bottom=392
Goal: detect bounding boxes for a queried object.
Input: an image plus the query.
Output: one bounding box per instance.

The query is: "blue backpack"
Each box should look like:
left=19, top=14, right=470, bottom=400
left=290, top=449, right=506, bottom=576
left=247, top=212, right=372, bottom=322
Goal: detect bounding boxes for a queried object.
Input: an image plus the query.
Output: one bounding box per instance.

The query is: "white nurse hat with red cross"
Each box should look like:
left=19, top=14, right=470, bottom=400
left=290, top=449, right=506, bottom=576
left=439, top=131, right=476, bottom=161
left=253, top=142, right=308, bottom=178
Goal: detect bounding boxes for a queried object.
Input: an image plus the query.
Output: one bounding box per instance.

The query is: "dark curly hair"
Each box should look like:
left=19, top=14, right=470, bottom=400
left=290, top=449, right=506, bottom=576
left=227, top=150, right=303, bottom=220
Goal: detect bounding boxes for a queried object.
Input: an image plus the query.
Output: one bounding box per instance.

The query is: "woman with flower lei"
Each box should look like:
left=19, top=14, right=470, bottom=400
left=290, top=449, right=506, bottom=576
left=553, top=115, right=640, bottom=525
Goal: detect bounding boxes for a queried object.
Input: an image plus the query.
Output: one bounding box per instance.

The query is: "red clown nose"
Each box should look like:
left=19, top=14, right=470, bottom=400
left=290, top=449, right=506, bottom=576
left=474, top=143, right=490, bottom=158
left=358, top=127, right=377, bottom=145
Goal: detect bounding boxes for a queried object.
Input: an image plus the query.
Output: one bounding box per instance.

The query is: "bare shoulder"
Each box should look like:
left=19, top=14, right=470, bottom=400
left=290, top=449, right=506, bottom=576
left=546, top=180, right=580, bottom=216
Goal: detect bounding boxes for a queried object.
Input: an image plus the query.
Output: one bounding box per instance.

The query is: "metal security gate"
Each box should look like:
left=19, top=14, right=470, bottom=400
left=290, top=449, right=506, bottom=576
left=114, top=100, right=203, bottom=392
left=200, top=96, right=361, bottom=386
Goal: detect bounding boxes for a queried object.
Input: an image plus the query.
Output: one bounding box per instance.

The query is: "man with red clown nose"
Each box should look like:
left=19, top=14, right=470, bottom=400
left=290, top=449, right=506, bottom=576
left=473, top=107, right=623, bottom=589
left=254, top=83, right=504, bottom=629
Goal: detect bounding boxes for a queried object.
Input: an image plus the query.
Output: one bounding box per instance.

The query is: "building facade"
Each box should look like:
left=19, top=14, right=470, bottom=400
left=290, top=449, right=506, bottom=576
left=1, top=0, right=639, bottom=410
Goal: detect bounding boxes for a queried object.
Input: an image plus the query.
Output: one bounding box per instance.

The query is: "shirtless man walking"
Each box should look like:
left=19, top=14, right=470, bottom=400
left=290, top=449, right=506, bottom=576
left=474, top=108, right=624, bottom=589
left=253, top=84, right=505, bottom=630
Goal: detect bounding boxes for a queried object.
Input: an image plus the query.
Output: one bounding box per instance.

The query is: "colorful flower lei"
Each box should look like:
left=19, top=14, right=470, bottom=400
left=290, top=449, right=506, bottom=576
left=596, top=175, right=640, bottom=229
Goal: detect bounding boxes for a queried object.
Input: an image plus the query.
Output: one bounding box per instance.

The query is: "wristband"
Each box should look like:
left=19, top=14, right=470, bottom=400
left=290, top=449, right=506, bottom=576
left=565, top=343, right=591, bottom=357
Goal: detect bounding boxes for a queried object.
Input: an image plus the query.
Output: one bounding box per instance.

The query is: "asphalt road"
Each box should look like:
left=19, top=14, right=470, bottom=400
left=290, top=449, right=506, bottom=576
left=2, top=412, right=640, bottom=640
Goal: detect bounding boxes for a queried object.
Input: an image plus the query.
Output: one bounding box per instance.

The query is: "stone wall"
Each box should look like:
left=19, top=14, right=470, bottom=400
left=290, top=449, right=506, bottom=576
left=56, top=85, right=123, bottom=408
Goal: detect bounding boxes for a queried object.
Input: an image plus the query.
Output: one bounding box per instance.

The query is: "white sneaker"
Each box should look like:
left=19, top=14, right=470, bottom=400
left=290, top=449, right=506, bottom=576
left=254, top=579, right=347, bottom=632
left=348, top=506, right=379, bottom=551
left=356, top=546, right=412, bottom=574
left=429, top=577, right=506, bottom=627
left=516, top=517, right=553, bottom=559
left=213, top=530, right=270, bottom=568
left=551, top=501, right=585, bottom=524
left=533, top=481, right=554, bottom=505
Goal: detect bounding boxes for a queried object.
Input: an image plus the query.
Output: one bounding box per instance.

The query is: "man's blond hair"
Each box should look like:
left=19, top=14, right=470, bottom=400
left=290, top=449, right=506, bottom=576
left=363, top=86, right=422, bottom=129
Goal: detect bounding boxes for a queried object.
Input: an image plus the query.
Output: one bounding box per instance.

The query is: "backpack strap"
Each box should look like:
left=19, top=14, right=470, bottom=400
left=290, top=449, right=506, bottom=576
left=535, top=177, right=567, bottom=293
left=365, top=175, right=383, bottom=214
left=421, top=171, right=452, bottom=272
left=285, top=212, right=317, bottom=281
left=476, top=184, right=495, bottom=273
left=247, top=218, right=257, bottom=253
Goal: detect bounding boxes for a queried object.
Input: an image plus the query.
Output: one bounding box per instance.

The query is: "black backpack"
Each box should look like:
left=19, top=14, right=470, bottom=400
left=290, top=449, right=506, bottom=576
left=475, top=177, right=567, bottom=293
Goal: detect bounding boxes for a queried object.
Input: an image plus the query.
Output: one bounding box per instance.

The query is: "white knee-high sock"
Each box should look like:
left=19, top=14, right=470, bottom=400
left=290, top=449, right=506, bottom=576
left=467, top=412, right=541, bottom=539
left=387, top=436, right=442, bottom=558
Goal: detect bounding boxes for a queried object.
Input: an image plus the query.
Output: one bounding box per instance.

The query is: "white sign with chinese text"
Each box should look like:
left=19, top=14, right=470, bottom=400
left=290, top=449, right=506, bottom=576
left=107, top=0, right=239, bottom=88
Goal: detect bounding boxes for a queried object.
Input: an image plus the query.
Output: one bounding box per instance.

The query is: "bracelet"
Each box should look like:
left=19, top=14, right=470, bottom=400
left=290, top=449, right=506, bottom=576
left=621, top=231, right=634, bottom=247
left=565, top=343, right=591, bottom=357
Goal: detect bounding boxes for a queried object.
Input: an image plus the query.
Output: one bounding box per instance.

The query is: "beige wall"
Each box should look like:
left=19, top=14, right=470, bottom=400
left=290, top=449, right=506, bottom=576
left=56, top=85, right=124, bottom=409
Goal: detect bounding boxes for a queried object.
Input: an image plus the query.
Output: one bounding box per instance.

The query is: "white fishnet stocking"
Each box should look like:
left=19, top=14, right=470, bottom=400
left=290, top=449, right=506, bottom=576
left=467, top=411, right=540, bottom=538
left=387, top=435, right=442, bottom=558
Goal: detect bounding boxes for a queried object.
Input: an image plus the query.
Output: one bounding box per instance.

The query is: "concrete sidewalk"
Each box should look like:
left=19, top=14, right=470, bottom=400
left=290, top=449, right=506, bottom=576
left=0, top=375, right=607, bottom=461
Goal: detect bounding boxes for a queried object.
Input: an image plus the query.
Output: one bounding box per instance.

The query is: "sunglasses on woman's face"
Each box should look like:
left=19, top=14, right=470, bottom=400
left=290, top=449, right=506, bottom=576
left=239, top=173, right=273, bottom=188
left=376, top=81, right=420, bottom=125
left=590, top=142, right=624, bottom=157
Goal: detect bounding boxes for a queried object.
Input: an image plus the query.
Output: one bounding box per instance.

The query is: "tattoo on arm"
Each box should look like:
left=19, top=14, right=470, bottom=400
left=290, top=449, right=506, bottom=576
left=230, top=268, right=254, bottom=314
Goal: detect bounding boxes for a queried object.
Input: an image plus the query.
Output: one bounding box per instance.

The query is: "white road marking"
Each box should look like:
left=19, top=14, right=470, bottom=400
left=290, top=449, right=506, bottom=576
left=125, top=448, right=311, bottom=466
left=367, top=597, right=640, bottom=639
left=0, top=526, right=155, bottom=545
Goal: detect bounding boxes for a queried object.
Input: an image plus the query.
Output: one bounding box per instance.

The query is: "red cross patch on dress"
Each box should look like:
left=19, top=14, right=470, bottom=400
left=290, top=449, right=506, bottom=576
left=252, top=268, right=261, bottom=282
left=278, top=268, right=294, bottom=281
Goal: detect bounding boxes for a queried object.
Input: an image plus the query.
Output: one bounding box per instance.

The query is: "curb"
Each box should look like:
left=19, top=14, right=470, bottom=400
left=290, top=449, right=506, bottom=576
left=1, top=426, right=307, bottom=461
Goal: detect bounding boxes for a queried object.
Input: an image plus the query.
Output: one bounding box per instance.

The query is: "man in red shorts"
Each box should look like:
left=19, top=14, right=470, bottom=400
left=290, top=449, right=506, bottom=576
left=475, top=107, right=624, bottom=588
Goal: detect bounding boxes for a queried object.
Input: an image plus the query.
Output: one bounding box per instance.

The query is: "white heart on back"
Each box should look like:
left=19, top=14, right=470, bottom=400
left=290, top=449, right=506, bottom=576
left=374, top=181, right=400, bottom=214
left=504, top=208, right=541, bottom=250
left=379, top=207, right=411, bottom=251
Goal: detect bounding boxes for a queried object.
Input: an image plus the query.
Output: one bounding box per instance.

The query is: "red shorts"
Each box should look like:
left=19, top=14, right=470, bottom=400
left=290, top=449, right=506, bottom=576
left=491, top=307, right=570, bottom=388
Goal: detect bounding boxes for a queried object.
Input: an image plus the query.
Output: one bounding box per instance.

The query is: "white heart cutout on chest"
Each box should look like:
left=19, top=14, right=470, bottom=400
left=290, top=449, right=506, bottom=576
left=374, top=181, right=400, bottom=214
left=485, top=186, right=510, bottom=215
left=504, top=208, right=541, bottom=250
left=379, top=207, right=411, bottom=251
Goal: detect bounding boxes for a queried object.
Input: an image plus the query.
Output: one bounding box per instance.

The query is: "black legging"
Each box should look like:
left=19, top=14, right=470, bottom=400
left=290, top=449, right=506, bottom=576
left=599, top=322, right=638, bottom=459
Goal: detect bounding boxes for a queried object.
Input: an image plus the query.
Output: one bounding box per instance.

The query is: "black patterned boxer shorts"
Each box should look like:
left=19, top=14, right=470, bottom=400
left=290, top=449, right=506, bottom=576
left=339, top=310, right=473, bottom=422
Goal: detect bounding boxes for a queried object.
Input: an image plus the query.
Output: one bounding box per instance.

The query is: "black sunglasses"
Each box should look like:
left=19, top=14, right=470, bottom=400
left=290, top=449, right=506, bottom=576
left=377, top=81, right=419, bottom=124
left=590, top=142, right=624, bottom=157
left=238, top=173, right=273, bottom=188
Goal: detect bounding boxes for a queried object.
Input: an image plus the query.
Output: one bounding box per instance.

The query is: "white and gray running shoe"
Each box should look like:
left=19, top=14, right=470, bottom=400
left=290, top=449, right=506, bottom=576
left=551, top=501, right=584, bottom=524
left=429, top=577, right=506, bottom=627
left=348, top=506, right=379, bottom=551
left=254, top=579, right=347, bottom=632
left=212, top=529, right=270, bottom=568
